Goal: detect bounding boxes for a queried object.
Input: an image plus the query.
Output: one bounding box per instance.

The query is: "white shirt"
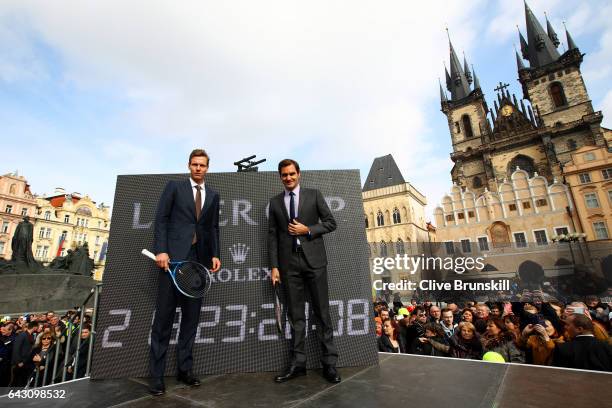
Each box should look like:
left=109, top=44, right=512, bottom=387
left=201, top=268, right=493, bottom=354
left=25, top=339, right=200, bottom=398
left=284, top=184, right=301, bottom=245
left=190, top=178, right=206, bottom=210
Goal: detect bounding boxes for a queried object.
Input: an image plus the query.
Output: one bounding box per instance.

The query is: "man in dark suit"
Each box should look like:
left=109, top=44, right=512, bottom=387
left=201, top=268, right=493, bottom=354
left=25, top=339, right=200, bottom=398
left=552, top=314, right=612, bottom=372
left=268, top=159, right=340, bottom=383
left=11, top=321, right=37, bottom=386
left=149, top=149, right=221, bottom=395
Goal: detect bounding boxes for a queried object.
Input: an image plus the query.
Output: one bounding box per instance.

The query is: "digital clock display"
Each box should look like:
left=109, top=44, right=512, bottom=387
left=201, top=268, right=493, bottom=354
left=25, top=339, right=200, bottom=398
left=91, top=170, right=377, bottom=379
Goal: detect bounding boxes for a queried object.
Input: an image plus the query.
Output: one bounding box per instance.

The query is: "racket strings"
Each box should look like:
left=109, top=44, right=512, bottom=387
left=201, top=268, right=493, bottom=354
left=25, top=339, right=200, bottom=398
left=174, top=262, right=211, bottom=297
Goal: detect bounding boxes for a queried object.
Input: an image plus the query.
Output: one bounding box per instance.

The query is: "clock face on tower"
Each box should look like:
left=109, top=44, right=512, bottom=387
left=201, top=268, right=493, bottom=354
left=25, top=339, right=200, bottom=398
left=501, top=105, right=514, bottom=117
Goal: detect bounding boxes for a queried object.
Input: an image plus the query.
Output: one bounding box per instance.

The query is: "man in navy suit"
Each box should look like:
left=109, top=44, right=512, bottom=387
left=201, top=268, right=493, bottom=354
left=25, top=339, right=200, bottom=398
left=148, top=149, right=221, bottom=396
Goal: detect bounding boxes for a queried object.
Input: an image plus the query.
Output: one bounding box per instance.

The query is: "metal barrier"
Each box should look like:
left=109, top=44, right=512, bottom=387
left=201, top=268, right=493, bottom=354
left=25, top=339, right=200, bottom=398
left=18, top=283, right=102, bottom=388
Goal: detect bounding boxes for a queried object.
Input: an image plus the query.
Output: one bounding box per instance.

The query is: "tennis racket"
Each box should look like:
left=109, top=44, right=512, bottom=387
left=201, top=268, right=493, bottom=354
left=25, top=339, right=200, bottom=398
left=142, top=249, right=212, bottom=299
left=273, top=282, right=283, bottom=334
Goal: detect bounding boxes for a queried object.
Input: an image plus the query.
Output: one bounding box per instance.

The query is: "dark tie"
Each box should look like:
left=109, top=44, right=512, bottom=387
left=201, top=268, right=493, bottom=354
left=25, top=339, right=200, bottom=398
left=289, top=192, right=297, bottom=251
left=193, top=185, right=202, bottom=244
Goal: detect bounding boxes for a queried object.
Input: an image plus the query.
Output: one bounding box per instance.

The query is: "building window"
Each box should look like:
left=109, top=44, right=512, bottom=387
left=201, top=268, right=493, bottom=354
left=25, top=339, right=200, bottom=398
left=396, top=239, right=405, bottom=255
left=584, top=152, right=596, bottom=161
left=5, top=205, right=12, bottom=214
left=392, top=208, right=401, bottom=224
left=478, top=237, right=489, bottom=251
left=444, top=241, right=455, bottom=255
left=45, top=228, right=52, bottom=239
left=377, top=211, right=384, bottom=227
left=549, top=82, right=567, bottom=108
left=64, top=215, right=70, bottom=223
left=61, top=231, right=68, bottom=240
left=608, top=190, right=612, bottom=204
left=445, top=214, right=455, bottom=222
left=0, top=241, right=4, bottom=254
left=461, top=239, right=471, bottom=253
left=508, top=203, right=517, bottom=211
left=454, top=122, right=460, bottom=134
left=523, top=201, right=531, bottom=209
left=514, top=232, right=527, bottom=248
left=380, top=241, right=388, bottom=257
left=593, top=222, right=609, bottom=239
left=1, top=222, right=9, bottom=234
left=555, top=227, right=569, bottom=236
left=536, top=199, right=547, bottom=207
left=39, top=228, right=45, bottom=239
left=35, top=245, right=43, bottom=258
left=364, top=216, right=369, bottom=229
left=566, top=139, right=577, bottom=150
left=458, top=212, right=465, bottom=219
left=21, top=208, right=28, bottom=216
left=508, top=155, right=536, bottom=178
left=584, top=193, right=600, bottom=208
left=44, top=211, right=51, bottom=220
left=462, top=115, right=474, bottom=138
left=534, top=230, right=548, bottom=246
left=42, top=246, right=49, bottom=259
left=602, top=168, right=612, bottom=180
left=579, top=173, right=591, bottom=183
left=468, top=211, right=475, bottom=218
left=473, top=176, right=482, bottom=189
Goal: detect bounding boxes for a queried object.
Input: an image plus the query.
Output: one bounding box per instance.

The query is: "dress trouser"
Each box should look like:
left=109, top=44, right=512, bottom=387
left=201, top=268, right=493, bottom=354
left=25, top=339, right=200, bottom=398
left=149, top=245, right=202, bottom=378
left=284, top=249, right=338, bottom=367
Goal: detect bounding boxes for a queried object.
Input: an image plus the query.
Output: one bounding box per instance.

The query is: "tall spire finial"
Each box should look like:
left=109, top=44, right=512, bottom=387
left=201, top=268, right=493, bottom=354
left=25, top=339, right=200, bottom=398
left=544, top=11, right=560, bottom=47
left=463, top=51, right=473, bottom=85
left=563, top=21, right=578, bottom=50
left=514, top=44, right=526, bottom=70
left=471, top=64, right=481, bottom=90
left=446, top=28, right=471, bottom=100
left=523, top=1, right=561, bottom=67
left=439, top=78, right=448, bottom=102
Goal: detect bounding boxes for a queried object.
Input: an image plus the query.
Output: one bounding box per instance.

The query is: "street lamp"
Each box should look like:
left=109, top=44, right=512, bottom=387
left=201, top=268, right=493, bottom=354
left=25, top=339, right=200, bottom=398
left=551, top=232, right=587, bottom=264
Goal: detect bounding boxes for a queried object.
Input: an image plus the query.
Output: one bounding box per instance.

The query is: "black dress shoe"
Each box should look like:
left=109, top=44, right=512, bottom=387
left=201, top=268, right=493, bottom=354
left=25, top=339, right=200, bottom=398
left=274, top=366, right=307, bottom=383
left=148, top=379, right=166, bottom=396
left=322, top=366, right=341, bottom=383
left=177, top=371, right=201, bottom=386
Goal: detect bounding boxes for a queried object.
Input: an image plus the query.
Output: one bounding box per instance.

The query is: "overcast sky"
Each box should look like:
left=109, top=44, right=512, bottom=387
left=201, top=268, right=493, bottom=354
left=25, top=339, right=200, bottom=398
left=1, top=0, right=610, bottom=220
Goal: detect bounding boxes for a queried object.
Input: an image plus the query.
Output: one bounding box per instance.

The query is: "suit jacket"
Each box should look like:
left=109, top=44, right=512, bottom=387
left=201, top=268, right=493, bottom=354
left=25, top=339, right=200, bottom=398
left=11, top=331, right=33, bottom=366
left=153, top=179, right=220, bottom=267
left=552, top=336, right=612, bottom=372
left=268, top=187, right=336, bottom=272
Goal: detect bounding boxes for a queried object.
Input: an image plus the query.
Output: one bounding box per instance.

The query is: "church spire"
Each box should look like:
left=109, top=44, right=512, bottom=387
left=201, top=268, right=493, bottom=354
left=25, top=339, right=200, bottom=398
left=463, top=54, right=473, bottom=85
left=564, top=22, right=578, bottom=50
left=545, top=12, right=560, bottom=48
left=446, top=31, right=471, bottom=100
left=439, top=79, right=448, bottom=102
left=472, top=65, right=481, bottom=90
left=523, top=1, right=560, bottom=67
left=516, top=49, right=526, bottom=70
left=518, top=27, right=529, bottom=60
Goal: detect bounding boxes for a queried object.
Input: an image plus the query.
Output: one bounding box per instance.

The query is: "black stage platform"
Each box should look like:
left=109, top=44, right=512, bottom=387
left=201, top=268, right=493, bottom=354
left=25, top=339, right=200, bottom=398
left=2, top=354, right=611, bottom=408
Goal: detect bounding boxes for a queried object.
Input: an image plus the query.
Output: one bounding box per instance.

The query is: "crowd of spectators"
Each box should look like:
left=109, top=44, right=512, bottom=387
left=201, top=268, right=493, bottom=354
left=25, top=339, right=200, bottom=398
left=374, top=292, right=612, bottom=372
left=0, top=309, right=93, bottom=388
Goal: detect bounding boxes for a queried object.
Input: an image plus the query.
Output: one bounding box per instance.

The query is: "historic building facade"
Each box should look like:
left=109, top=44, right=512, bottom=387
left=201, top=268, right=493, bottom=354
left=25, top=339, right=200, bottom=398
left=432, top=2, right=611, bottom=280
left=440, top=2, right=610, bottom=198
left=32, top=188, right=111, bottom=280
left=0, top=172, right=37, bottom=260
left=562, top=146, right=612, bottom=241
left=363, top=154, right=433, bottom=288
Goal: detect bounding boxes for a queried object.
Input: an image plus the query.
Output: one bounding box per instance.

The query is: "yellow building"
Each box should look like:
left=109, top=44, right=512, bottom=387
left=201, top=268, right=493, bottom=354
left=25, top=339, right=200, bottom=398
left=433, top=168, right=587, bottom=280
left=0, top=172, right=37, bottom=260
left=32, top=188, right=111, bottom=280
left=363, top=154, right=433, bottom=291
left=563, top=145, right=612, bottom=241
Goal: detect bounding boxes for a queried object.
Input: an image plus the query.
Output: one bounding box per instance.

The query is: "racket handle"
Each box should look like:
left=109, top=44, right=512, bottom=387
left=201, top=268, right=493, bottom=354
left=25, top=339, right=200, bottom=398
left=141, top=249, right=157, bottom=261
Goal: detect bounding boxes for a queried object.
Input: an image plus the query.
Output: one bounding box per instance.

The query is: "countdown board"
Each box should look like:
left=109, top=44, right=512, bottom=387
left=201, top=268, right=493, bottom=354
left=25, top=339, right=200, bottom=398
left=91, top=170, right=377, bottom=378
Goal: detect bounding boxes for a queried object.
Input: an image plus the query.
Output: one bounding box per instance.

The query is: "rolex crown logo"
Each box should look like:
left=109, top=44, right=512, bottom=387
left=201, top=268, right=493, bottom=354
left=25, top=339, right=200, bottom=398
left=229, top=243, right=249, bottom=264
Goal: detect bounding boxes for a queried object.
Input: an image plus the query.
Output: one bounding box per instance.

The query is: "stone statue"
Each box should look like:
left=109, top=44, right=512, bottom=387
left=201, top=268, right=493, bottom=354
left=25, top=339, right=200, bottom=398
left=49, top=249, right=75, bottom=270
left=69, top=243, right=94, bottom=276
left=10, top=216, right=40, bottom=272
